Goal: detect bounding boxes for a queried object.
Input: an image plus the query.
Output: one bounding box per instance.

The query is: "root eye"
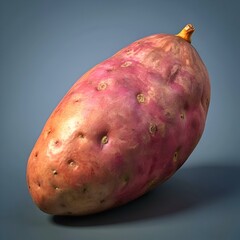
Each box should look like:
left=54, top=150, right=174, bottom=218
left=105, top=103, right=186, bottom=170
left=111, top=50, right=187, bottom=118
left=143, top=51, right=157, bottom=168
left=101, top=135, right=108, bottom=145
left=137, top=93, right=145, bottom=103
left=206, top=98, right=209, bottom=107
left=77, top=132, right=84, bottom=138
left=67, top=159, right=75, bottom=166
left=173, top=148, right=181, bottom=162
left=53, top=185, right=59, bottom=190
left=149, top=123, right=158, bottom=135
left=173, top=152, right=178, bottom=162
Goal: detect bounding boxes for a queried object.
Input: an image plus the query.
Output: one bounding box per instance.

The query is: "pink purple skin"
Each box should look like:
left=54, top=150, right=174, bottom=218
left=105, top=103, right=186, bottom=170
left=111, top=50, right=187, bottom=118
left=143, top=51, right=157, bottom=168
left=26, top=33, right=210, bottom=215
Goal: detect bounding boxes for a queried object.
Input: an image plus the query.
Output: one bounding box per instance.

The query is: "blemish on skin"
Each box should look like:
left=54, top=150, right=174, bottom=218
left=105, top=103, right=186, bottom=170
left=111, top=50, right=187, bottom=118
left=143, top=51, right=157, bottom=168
left=101, top=135, right=108, bottom=145
left=121, top=174, right=130, bottom=186
left=173, top=150, right=179, bottom=162
left=206, top=98, right=209, bottom=107
left=169, top=64, right=180, bottom=81
left=186, top=59, right=190, bottom=65
left=106, top=67, right=114, bottom=72
left=100, top=199, right=105, bottom=204
left=121, top=61, right=132, bottom=67
left=97, top=81, right=108, bottom=91
left=180, top=113, right=185, bottom=119
left=67, top=159, right=76, bottom=166
left=165, top=111, right=171, bottom=118
left=164, top=43, right=173, bottom=52
left=147, top=178, right=158, bottom=191
left=44, top=129, right=52, bottom=139
left=37, top=181, right=41, bottom=187
left=54, top=186, right=59, bottom=190
left=201, top=96, right=209, bottom=112
left=124, top=175, right=130, bottom=183
left=173, top=152, right=178, bottom=161
left=158, top=123, right=166, bottom=137
left=47, top=139, right=63, bottom=156
left=171, top=44, right=180, bottom=54
left=126, top=49, right=132, bottom=55
left=60, top=203, right=66, bottom=208
left=34, top=152, right=38, bottom=158
left=54, top=140, right=61, bottom=146
left=74, top=99, right=80, bottom=103
left=82, top=187, right=87, bottom=193
left=77, top=132, right=84, bottom=138
left=149, top=123, right=158, bottom=135
left=137, top=93, right=145, bottom=103
left=52, top=170, right=58, bottom=175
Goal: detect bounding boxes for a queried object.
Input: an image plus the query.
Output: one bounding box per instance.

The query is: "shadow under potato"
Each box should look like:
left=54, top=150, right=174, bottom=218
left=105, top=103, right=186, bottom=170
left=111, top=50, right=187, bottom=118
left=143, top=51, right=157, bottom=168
left=51, top=164, right=240, bottom=226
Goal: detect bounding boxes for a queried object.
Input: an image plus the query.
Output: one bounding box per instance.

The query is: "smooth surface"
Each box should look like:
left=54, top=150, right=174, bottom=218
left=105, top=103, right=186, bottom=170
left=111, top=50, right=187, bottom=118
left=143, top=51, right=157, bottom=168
left=1, top=0, right=239, bottom=239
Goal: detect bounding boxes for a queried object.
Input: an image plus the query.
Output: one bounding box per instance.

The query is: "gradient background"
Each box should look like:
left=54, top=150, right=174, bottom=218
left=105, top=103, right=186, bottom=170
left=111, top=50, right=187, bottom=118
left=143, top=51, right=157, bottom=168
left=1, top=0, right=240, bottom=239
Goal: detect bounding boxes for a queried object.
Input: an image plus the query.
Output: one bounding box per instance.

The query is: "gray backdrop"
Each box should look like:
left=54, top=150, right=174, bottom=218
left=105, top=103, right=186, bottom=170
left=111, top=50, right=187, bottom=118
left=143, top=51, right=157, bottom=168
left=1, top=0, right=240, bottom=239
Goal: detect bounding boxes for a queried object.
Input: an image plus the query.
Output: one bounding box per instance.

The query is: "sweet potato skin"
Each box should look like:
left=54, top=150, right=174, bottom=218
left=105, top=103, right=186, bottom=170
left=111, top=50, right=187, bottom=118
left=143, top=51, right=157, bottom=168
left=27, top=32, right=210, bottom=215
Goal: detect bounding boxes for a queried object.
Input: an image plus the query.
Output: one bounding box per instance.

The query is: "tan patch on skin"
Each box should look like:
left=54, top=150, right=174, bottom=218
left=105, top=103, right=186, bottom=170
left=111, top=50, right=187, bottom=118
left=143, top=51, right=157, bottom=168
left=169, top=64, right=180, bottom=81
left=121, top=61, right=132, bottom=67
left=158, top=123, right=166, bottom=137
left=164, top=42, right=180, bottom=54
left=147, top=88, right=156, bottom=98
left=97, top=81, right=108, bottom=91
left=47, top=139, right=63, bottom=156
